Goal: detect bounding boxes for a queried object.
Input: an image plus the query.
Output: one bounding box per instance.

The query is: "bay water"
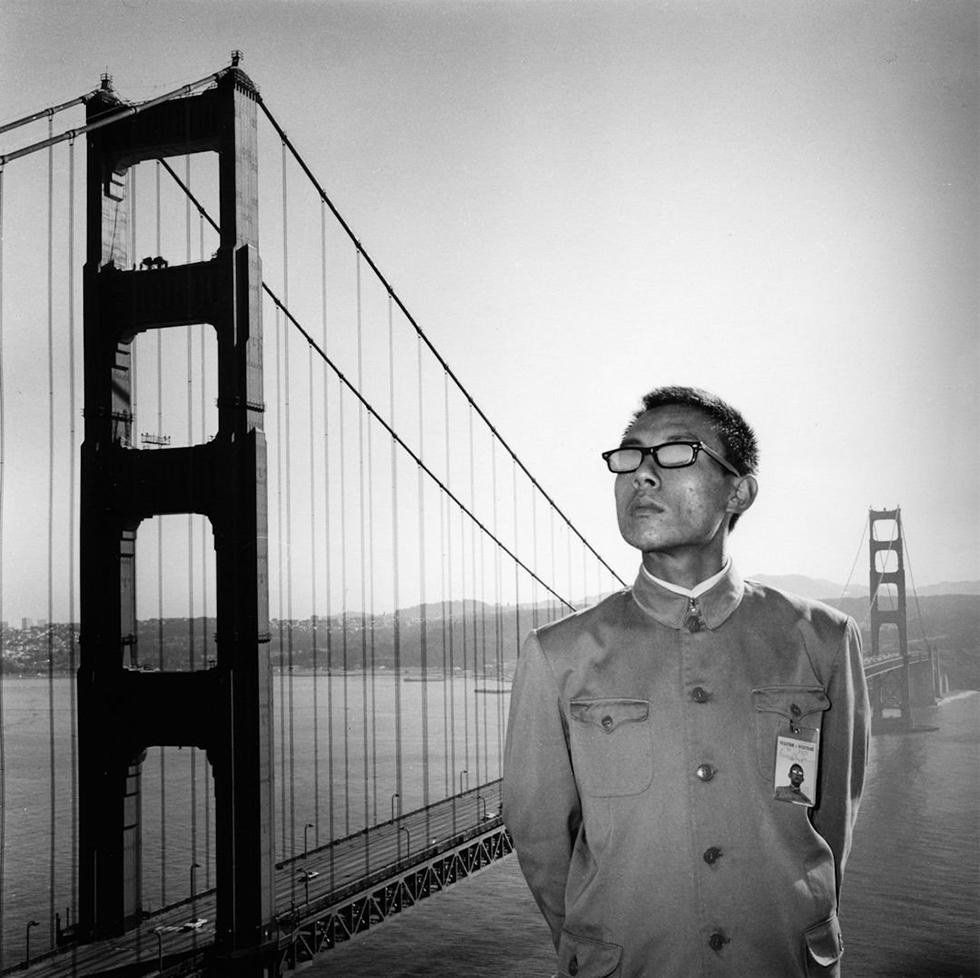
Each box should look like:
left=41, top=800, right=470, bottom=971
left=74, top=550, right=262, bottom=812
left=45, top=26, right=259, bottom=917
left=1, top=679, right=977, bottom=976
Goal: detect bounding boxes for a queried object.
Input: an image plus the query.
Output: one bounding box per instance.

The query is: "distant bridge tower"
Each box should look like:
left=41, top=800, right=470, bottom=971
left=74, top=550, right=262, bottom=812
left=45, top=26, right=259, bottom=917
left=868, top=507, right=912, bottom=722
left=79, top=63, right=275, bottom=974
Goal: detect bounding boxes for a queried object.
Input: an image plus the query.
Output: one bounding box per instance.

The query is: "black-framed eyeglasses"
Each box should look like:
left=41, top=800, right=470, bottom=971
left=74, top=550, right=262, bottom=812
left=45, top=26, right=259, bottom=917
left=601, top=441, right=741, bottom=478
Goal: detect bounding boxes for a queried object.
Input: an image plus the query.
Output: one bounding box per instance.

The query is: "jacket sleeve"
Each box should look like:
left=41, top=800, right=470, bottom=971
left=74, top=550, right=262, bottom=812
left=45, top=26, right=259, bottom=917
left=503, top=631, right=581, bottom=948
left=810, top=615, right=871, bottom=898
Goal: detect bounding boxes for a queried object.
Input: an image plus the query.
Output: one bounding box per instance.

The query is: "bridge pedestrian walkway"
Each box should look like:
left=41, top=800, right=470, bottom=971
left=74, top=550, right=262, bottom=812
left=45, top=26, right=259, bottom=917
left=17, top=784, right=505, bottom=977
left=306, top=854, right=555, bottom=978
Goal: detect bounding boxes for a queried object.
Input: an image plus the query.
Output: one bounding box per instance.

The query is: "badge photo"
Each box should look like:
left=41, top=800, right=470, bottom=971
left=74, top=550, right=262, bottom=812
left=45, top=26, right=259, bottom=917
left=773, top=726, right=819, bottom=806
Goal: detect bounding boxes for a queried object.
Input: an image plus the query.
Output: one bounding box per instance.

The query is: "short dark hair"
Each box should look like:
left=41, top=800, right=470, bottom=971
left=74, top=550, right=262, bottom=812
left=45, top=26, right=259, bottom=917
left=629, top=385, right=758, bottom=529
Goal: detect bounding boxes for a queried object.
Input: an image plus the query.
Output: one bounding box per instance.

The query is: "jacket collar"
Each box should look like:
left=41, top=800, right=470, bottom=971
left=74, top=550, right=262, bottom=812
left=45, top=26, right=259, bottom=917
left=631, top=561, right=744, bottom=631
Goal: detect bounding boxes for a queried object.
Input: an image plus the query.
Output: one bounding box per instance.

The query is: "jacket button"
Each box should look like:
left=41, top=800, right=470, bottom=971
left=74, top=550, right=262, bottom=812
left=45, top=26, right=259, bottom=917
left=708, top=932, right=728, bottom=951
left=692, top=686, right=711, bottom=703
left=790, top=703, right=802, bottom=717
left=601, top=715, right=614, bottom=730
left=696, top=763, right=715, bottom=782
left=568, top=954, right=579, bottom=975
left=703, top=846, right=723, bottom=865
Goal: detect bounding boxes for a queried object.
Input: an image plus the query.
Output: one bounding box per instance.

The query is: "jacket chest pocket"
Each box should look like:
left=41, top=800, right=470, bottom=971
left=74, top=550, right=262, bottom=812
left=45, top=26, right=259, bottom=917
left=752, top=685, right=829, bottom=782
left=568, top=698, right=652, bottom=797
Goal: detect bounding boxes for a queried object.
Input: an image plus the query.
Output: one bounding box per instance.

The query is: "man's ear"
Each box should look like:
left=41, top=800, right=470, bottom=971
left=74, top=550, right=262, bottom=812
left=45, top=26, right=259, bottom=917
left=727, top=475, right=758, bottom=517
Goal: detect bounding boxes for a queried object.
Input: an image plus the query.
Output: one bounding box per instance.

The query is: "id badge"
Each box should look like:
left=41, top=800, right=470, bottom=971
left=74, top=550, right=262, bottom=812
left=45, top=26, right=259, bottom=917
left=772, top=724, right=819, bottom=807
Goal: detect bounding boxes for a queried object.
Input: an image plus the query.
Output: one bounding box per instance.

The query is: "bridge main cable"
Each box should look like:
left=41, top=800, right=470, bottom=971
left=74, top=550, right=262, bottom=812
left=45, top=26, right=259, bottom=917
left=0, top=90, right=98, bottom=137
left=256, top=95, right=627, bottom=590
left=156, top=157, right=584, bottom=612
left=0, top=67, right=231, bottom=166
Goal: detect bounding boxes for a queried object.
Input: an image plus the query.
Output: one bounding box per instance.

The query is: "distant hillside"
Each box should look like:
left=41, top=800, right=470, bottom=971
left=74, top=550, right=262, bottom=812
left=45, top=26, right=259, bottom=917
left=750, top=574, right=980, bottom=601
left=750, top=574, right=865, bottom=600
left=915, top=580, right=980, bottom=597
left=2, top=583, right=977, bottom=690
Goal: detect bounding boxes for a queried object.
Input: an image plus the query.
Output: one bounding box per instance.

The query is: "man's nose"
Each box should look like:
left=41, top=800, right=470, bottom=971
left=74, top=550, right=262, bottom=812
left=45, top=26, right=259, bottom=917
left=631, top=455, right=661, bottom=487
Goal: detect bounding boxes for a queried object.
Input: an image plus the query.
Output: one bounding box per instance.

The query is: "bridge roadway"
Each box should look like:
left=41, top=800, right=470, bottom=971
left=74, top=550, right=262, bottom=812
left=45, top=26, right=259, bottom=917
left=862, top=649, right=931, bottom=679
left=20, top=782, right=503, bottom=977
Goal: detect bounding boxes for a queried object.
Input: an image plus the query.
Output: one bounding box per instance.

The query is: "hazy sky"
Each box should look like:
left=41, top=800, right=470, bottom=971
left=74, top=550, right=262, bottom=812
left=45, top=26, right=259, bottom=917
left=1, top=0, right=977, bottom=618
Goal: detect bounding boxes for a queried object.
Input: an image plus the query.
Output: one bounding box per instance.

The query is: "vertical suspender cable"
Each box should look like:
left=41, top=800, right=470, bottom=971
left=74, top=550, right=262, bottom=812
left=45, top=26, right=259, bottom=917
left=46, top=114, right=57, bottom=948
left=468, top=404, right=479, bottom=789
left=308, top=201, right=324, bottom=849
left=363, top=267, right=379, bottom=829
left=387, top=294, right=403, bottom=839
left=367, top=381, right=378, bottom=826
left=492, top=438, right=504, bottom=774
left=460, top=411, right=470, bottom=790
left=355, top=250, right=370, bottom=866
left=338, top=364, right=350, bottom=837
left=512, top=457, right=521, bottom=664
left=67, top=135, right=79, bottom=944
left=440, top=372, right=450, bottom=797
left=531, top=491, right=539, bottom=629
left=154, top=161, right=167, bottom=905
left=321, top=202, right=334, bottom=880
left=281, top=140, right=297, bottom=874
left=550, top=508, right=557, bottom=625
left=439, top=489, right=448, bottom=792
left=198, top=210, right=211, bottom=886
left=271, top=147, right=286, bottom=859
left=567, top=514, right=573, bottom=607
left=417, top=333, right=430, bottom=833
left=0, top=158, right=7, bottom=975
left=128, top=168, right=137, bottom=450
left=308, top=347, right=319, bottom=830
left=184, top=153, right=199, bottom=903
left=583, top=533, right=589, bottom=607
left=275, top=300, right=287, bottom=857
left=478, top=483, right=487, bottom=785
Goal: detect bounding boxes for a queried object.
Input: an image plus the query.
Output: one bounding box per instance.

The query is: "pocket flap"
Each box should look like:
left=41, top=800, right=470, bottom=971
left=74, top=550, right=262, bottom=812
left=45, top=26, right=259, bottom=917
left=753, top=685, right=829, bottom=721
left=559, top=930, right=623, bottom=978
left=804, top=914, right=844, bottom=967
left=570, top=698, right=648, bottom=733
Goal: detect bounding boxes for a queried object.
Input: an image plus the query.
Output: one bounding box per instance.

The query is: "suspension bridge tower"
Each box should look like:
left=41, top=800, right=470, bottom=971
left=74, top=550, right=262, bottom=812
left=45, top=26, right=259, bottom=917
left=78, top=61, right=275, bottom=974
left=868, top=507, right=913, bottom=724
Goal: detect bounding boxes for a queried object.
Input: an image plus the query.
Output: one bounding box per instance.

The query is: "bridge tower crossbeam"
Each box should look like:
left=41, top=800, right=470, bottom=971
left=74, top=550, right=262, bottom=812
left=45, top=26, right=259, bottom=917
left=78, top=67, right=275, bottom=974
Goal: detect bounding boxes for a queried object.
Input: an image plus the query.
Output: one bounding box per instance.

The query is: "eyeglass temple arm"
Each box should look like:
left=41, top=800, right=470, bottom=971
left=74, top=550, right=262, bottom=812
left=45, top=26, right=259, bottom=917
left=698, top=442, right=741, bottom=477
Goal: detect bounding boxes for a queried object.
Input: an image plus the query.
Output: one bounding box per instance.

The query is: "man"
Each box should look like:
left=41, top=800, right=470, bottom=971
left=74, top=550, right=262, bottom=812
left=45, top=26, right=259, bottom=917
left=503, top=386, right=869, bottom=978
left=775, top=763, right=815, bottom=806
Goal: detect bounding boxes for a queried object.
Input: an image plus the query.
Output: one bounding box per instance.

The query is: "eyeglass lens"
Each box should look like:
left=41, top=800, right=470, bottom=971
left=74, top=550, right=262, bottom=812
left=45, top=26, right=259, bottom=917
left=605, top=443, right=697, bottom=473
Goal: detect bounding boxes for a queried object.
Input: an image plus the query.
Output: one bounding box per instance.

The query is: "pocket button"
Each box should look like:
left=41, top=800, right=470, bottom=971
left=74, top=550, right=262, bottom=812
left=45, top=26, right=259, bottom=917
left=703, top=846, right=723, bottom=865
left=600, top=715, right=614, bottom=731
left=696, top=764, right=715, bottom=782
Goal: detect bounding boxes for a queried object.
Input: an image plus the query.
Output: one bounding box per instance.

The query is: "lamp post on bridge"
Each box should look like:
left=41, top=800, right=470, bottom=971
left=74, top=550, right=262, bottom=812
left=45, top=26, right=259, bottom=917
left=459, top=768, right=468, bottom=795
left=476, top=794, right=487, bottom=823
left=304, top=822, right=314, bottom=861
left=399, top=826, right=411, bottom=858
left=391, top=792, right=400, bottom=823
left=26, top=919, right=40, bottom=967
left=153, top=927, right=165, bottom=973
left=190, top=862, right=201, bottom=899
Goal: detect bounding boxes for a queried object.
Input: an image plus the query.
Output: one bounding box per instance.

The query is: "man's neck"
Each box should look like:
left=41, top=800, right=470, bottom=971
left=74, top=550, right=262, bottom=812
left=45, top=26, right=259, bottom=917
left=640, top=548, right=729, bottom=592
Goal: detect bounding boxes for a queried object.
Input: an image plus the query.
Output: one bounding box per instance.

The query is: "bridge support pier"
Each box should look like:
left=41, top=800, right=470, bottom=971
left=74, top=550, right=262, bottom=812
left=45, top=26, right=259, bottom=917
left=79, top=67, right=275, bottom=973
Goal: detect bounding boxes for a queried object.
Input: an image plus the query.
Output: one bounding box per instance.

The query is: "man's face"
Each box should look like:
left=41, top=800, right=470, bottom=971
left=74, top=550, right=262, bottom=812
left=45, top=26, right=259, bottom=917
left=789, top=765, right=805, bottom=788
left=614, top=405, right=738, bottom=559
